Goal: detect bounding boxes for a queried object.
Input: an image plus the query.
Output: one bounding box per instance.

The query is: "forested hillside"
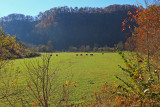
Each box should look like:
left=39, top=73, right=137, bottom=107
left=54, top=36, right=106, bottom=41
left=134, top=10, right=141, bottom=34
left=0, top=4, right=136, bottom=50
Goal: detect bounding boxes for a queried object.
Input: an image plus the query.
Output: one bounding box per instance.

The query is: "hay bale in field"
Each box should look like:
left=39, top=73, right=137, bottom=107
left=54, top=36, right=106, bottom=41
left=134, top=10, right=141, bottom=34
left=56, top=54, right=58, bottom=56
left=76, top=54, right=78, bottom=56
left=80, top=54, right=83, bottom=56
left=86, top=54, right=88, bottom=56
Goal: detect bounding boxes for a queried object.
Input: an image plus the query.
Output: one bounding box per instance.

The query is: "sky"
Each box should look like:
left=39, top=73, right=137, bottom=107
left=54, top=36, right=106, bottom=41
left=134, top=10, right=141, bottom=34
left=0, top=0, right=146, bottom=17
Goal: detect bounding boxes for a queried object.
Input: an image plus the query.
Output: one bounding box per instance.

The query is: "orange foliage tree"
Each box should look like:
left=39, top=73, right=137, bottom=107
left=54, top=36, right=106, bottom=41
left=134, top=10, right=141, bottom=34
left=123, top=1, right=160, bottom=72
left=112, top=1, right=160, bottom=106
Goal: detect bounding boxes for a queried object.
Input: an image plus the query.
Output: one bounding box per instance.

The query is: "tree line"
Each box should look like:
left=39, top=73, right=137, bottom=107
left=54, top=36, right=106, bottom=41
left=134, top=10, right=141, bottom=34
left=0, top=4, right=137, bottom=51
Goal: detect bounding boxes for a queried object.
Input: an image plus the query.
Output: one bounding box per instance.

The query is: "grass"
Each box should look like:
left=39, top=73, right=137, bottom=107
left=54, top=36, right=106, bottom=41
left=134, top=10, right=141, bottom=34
left=1, top=52, right=128, bottom=105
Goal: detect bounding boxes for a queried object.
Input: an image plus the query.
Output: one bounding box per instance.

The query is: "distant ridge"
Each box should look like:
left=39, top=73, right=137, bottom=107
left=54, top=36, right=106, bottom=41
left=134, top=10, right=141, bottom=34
left=0, top=4, right=136, bottom=50
left=0, top=4, right=136, bottom=22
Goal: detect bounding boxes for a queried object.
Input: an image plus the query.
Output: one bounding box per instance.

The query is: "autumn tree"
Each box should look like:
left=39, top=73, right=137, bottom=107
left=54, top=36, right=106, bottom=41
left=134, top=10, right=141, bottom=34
left=112, top=2, right=160, bottom=106
left=123, top=1, right=160, bottom=73
left=0, top=27, right=40, bottom=59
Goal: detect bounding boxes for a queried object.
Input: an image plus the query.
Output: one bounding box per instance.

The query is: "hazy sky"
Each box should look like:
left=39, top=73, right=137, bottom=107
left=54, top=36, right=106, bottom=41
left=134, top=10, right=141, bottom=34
left=0, top=0, right=145, bottom=17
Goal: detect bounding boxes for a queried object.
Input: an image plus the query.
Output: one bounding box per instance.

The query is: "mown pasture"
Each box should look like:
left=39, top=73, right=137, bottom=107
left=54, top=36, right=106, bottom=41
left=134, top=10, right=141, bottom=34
left=1, top=52, right=128, bottom=105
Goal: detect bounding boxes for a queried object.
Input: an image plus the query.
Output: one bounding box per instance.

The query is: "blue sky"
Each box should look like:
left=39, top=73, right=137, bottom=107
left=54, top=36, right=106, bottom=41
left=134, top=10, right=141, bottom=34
left=0, top=0, right=145, bottom=17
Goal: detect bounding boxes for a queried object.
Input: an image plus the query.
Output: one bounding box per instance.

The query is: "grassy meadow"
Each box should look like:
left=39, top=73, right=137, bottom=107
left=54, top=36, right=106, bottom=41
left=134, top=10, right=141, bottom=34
left=2, top=52, right=128, bottom=105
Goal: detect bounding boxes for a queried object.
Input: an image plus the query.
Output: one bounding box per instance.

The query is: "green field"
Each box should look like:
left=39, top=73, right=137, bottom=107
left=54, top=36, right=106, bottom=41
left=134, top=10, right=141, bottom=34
left=1, top=52, right=127, bottom=105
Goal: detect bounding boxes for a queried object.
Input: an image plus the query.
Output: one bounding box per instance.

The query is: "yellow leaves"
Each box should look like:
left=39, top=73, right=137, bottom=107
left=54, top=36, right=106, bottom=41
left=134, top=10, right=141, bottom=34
left=134, top=74, right=138, bottom=79
left=10, top=81, right=18, bottom=87
left=0, top=34, right=18, bottom=49
left=31, top=100, right=40, bottom=107
left=71, top=82, right=78, bottom=87
left=139, top=75, right=144, bottom=80
left=64, top=81, right=78, bottom=87
left=9, top=78, right=18, bottom=87
left=0, top=28, right=23, bottom=59
left=10, top=82, right=14, bottom=87
left=65, top=81, right=69, bottom=86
